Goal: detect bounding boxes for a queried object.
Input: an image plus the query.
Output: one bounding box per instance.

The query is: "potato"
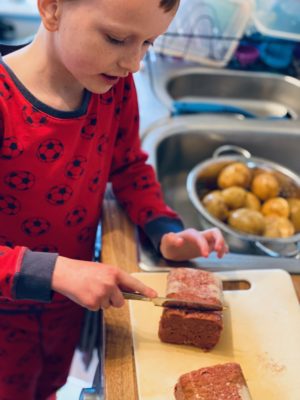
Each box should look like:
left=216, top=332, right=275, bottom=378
left=264, top=216, right=295, bottom=238
left=251, top=172, right=280, bottom=201
left=217, top=162, right=251, bottom=189
left=244, top=192, right=261, bottom=211
left=222, top=186, right=247, bottom=210
left=287, top=198, right=300, bottom=233
left=202, top=191, right=229, bottom=221
left=228, top=208, right=265, bottom=235
left=261, top=197, right=290, bottom=218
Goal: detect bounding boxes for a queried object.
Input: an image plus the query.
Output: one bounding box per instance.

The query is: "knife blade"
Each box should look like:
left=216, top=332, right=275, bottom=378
left=122, top=291, right=224, bottom=312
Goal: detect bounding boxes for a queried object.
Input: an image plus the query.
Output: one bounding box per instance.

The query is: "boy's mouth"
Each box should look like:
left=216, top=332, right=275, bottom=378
left=101, top=73, right=120, bottom=83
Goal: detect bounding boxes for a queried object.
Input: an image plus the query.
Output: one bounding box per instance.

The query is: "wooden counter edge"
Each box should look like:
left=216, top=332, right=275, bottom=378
left=101, top=191, right=300, bottom=400
left=101, top=191, right=139, bottom=400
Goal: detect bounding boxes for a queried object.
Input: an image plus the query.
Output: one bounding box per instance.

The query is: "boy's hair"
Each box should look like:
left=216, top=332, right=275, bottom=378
left=160, top=0, right=180, bottom=12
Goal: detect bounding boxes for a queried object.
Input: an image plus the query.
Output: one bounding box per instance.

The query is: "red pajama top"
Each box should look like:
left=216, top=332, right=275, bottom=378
left=0, top=60, right=184, bottom=304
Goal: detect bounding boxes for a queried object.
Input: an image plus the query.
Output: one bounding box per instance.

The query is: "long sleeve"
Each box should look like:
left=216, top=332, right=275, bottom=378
left=0, top=245, right=26, bottom=299
left=109, top=76, right=184, bottom=251
left=0, top=244, right=57, bottom=302
left=0, top=103, right=58, bottom=302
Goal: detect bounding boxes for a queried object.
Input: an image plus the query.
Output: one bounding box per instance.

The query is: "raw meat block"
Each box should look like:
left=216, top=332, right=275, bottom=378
left=158, top=307, right=223, bottom=350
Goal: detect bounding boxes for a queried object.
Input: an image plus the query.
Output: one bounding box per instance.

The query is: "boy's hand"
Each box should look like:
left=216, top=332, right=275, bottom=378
left=160, top=228, right=229, bottom=261
left=52, top=256, right=157, bottom=311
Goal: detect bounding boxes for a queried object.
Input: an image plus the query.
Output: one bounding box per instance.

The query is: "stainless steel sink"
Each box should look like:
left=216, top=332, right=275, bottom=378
left=140, top=115, right=300, bottom=267
left=147, top=54, right=300, bottom=119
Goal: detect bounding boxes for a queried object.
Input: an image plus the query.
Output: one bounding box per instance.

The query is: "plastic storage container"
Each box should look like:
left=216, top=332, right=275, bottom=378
left=253, top=0, right=300, bottom=41
left=153, top=0, right=252, bottom=67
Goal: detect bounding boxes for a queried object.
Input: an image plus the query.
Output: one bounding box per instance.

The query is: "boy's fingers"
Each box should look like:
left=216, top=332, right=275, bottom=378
left=217, top=242, right=229, bottom=258
left=205, top=227, right=222, bottom=242
left=165, top=232, right=182, bottom=246
left=119, top=272, right=157, bottom=298
left=110, top=288, right=125, bottom=308
left=100, top=298, right=111, bottom=310
left=195, top=235, right=209, bottom=257
left=204, top=228, right=228, bottom=252
left=172, top=236, right=184, bottom=247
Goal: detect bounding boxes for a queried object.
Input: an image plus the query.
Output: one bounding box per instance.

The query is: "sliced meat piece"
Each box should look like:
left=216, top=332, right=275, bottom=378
left=174, top=362, right=252, bottom=400
left=166, top=268, right=223, bottom=310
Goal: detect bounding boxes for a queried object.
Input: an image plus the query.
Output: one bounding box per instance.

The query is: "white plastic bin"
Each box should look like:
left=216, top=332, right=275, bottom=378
left=153, top=0, right=252, bottom=67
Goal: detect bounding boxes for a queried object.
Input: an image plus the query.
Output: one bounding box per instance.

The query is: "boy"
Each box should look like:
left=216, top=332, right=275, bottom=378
left=0, top=0, right=228, bottom=398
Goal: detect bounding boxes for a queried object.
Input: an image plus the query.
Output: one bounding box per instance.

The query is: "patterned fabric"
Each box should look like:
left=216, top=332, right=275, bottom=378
left=0, top=62, right=181, bottom=302
left=0, top=301, right=83, bottom=400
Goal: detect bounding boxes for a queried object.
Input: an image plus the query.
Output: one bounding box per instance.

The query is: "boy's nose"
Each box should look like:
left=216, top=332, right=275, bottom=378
left=119, top=49, right=143, bottom=74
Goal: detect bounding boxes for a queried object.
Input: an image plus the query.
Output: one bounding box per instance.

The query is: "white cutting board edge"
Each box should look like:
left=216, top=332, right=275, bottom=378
left=129, top=269, right=300, bottom=400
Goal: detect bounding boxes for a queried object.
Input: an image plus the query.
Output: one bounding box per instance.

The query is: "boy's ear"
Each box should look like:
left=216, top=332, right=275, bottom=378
left=38, top=0, right=61, bottom=32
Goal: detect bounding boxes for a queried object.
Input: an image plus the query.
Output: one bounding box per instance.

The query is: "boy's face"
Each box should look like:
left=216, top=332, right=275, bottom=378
left=50, top=0, right=176, bottom=93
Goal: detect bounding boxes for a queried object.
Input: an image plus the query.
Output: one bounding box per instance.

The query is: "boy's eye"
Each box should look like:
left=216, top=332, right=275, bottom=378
left=107, top=35, right=125, bottom=46
left=106, top=35, right=154, bottom=47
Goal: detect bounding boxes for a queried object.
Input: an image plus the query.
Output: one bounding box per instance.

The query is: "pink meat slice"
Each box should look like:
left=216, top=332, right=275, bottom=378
left=166, top=268, right=223, bottom=309
left=174, top=362, right=253, bottom=400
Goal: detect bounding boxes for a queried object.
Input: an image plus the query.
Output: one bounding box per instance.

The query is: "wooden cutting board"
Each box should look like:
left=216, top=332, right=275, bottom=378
left=128, top=269, right=300, bottom=400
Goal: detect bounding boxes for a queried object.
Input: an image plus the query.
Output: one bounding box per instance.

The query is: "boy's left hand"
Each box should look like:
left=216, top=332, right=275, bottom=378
left=160, top=228, right=229, bottom=261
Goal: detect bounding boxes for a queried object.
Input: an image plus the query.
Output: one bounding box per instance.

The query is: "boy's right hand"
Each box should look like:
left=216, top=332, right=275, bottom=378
left=52, top=256, right=157, bottom=311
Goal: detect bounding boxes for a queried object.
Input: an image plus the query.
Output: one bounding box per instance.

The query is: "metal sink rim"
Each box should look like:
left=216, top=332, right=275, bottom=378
left=147, top=54, right=300, bottom=119
left=142, top=115, right=300, bottom=163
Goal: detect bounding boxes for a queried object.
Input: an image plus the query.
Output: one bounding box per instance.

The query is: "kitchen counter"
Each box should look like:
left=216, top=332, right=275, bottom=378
left=101, top=191, right=300, bottom=400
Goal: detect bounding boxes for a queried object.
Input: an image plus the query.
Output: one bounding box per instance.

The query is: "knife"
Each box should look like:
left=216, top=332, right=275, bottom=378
left=122, top=291, right=224, bottom=312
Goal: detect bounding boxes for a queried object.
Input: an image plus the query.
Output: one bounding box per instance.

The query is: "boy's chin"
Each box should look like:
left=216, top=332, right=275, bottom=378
left=85, top=81, right=116, bottom=94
